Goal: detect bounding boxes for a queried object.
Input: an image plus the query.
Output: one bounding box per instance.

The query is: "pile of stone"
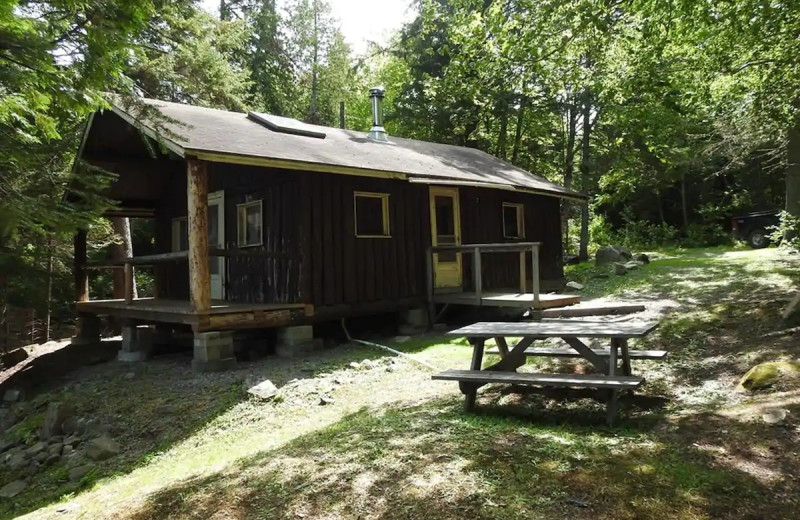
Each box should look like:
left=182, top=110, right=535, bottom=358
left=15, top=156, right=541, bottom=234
left=0, top=402, right=121, bottom=498
left=594, top=245, right=650, bottom=275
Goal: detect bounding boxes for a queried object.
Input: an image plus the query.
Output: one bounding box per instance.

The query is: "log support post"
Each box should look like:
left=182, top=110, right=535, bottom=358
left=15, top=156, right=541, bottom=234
left=74, top=229, right=89, bottom=303
left=187, top=158, right=211, bottom=314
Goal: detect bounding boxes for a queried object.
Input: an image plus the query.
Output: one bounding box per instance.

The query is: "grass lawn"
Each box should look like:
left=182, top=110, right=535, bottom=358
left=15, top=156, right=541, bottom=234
left=3, top=247, right=800, bottom=519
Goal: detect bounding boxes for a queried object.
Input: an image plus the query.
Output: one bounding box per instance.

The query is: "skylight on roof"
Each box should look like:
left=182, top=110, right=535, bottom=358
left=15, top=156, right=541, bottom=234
left=247, top=112, right=327, bottom=139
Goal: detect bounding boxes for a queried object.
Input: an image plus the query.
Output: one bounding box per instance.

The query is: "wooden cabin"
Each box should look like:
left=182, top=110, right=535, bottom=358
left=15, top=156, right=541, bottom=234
left=70, top=91, right=584, bottom=369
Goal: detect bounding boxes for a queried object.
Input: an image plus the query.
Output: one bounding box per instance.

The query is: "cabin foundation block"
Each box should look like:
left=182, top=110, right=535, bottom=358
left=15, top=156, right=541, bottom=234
left=192, top=331, right=236, bottom=372
left=276, top=325, right=314, bottom=358
left=118, top=325, right=153, bottom=362
left=71, top=315, right=101, bottom=346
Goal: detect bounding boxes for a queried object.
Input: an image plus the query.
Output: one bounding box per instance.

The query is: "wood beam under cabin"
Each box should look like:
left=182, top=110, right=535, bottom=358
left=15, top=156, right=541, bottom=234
left=74, top=229, right=89, bottom=303
left=187, top=158, right=211, bottom=313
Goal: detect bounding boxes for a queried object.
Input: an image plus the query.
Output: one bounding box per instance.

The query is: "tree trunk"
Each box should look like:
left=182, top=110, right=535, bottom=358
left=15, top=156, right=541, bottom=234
left=111, top=217, right=137, bottom=300
left=680, top=171, right=689, bottom=230
left=562, top=101, right=577, bottom=255
left=578, top=88, right=592, bottom=261
left=45, top=237, right=53, bottom=342
left=785, top=125, right=800, bottom=241
left=511, top=96, right=527, bottom=163
left=308, top=1, right=320, bottom=124
left=496, top=97, right=509, bottom=159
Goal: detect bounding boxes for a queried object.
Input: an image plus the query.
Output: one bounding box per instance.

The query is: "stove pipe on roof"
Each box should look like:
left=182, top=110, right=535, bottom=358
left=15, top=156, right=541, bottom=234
left=367, top=86, right=388, bottom=142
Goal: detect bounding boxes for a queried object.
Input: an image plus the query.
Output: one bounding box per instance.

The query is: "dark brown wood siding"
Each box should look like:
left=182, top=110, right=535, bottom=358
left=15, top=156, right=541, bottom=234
left=152, top=161, right=564, bottom=312
left=459, top=187, right=564, bottom=290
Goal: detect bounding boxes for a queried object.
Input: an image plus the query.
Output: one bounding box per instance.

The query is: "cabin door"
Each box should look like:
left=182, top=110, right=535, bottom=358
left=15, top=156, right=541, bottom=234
left=208, top=191, right=225, bottom=300
left=429, top=186, right=462, bottom=289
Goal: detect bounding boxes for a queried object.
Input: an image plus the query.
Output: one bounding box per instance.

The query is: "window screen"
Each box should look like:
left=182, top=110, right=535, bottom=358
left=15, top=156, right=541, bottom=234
left=354, top=192, right=390, bottom=237
left=171, top=218, right=188, bottom=252
left=503, top=203, right=524, bottom=239
left=237, top=200, right=263, bottom=247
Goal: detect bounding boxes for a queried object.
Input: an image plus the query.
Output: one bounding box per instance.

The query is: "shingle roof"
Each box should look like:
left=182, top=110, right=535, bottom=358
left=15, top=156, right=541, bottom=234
left=115, top=98, right=584, bottom=200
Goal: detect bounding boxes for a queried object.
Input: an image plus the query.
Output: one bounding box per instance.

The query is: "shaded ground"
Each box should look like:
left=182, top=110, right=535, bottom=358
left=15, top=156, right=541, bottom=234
left=2, top=247, right=799, bottom=519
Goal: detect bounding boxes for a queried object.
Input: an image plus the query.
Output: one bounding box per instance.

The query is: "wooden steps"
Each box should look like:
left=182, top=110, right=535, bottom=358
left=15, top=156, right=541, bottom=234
left=485, top=347, right=668, bottom=360
left=432, top=369, right=644, bottom=390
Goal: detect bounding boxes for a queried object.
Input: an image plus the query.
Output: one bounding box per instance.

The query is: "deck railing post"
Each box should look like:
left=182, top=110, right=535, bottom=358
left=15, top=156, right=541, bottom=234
left=124, top=262, right=134, bottom=305
left=74, top=229, right=89, bottom=303
left=426, top=246, right=435, bottom=323
left=519, top=251, right=526, bottom=294
left=473, top=246, right=482, bottom=306
left=531, top=244, right=540, bottom=307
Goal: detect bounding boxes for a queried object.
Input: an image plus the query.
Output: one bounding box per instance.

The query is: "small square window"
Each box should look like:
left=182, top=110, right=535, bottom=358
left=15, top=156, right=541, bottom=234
left=171, top=217, right=188, bottom=252
left=354, top=192, right=390, bottom=238
left=237, top=200, right=263, bottom=247
left=503, top=203, right=525, bottom=239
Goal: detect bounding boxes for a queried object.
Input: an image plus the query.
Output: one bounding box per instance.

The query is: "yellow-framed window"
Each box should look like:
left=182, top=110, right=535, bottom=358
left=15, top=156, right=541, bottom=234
left=354, top=191, right=391, bottom=238
left=237, top=200, right=263, bottom=247
left=502, top=202, right=525, bottom=239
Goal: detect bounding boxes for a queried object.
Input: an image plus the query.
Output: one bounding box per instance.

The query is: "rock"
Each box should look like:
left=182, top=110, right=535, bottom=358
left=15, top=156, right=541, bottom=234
left=613, top=263, right=628, bottom=275
left=44, top=453, right=60, bottom=466
left=68, top=465, right=92, bottom=482
left=762, top=408, right=789, bottom=424
left=244, top=378, right=278, bottom=400
left=634, top=253, right=650, bottom=264
left=48, top=443, right=63, bottom=457
left=124, top=372, right=136, bottom=380
left=0, top=480, right=26, bottom=498
left=386, top=365, right=396, bottom=373
left=0, top=348, right=28, bottom=368
left=27, top=441, right=48, bottom=457
left=0, top=438, right=17, bottom=454
left=41, top=402, right=72, bottom=439
left=61, top=416, right=80, bottom=437
left=348, top=361, right=361, bottom=370
left=624, top=261, right=641, bottom=270
left=2, top=389, right=22, bottom=403
left=63, top=435, right=81, bottom=447
left=84, top=436, right=120, bottom=461
left=62, top=445, right=74, bottom=457
left=6, top=452, right=27, bottom=470
left=361, top=359, right=376, bottom=369
left=35, top=451, right=48, bottom=463
left=319, top=396, right=335, bottom=406
left=565, top=281, right=584, bottom=290
left=595, top=245, right=632, bottom=266
left=565, top=497, right=589, bottom=508
left=154, top=404, right=178, bottom=415
left=738, top=361, right=800, bottom=391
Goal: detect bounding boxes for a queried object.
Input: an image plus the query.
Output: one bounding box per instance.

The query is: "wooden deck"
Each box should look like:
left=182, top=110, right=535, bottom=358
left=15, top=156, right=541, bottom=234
left=75, top=298, right=313, bottom=332
left=431, top=291, right=581, bottom=309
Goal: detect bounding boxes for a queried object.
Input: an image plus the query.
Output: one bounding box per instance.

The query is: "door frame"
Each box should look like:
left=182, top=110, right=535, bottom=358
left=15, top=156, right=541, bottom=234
left=429, top=186, right=462, bottom=289
left=208, top=190, right=225, bottom=300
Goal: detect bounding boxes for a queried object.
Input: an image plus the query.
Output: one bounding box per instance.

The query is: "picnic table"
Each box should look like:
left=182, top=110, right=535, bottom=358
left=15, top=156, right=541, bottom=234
left=432, top=320, right=664, bottom=424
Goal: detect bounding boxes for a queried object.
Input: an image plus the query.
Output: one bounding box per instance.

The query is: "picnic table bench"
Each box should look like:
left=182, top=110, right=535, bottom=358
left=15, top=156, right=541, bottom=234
left=432, top=320, right=664, bottom=425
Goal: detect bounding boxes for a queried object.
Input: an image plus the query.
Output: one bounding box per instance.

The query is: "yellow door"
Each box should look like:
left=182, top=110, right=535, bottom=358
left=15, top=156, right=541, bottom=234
left=429, top=186, right=462, bottom=289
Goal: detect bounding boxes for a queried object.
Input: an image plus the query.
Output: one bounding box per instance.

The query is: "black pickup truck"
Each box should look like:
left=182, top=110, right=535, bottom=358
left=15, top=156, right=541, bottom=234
left=731, top=210, right=780, bottom=248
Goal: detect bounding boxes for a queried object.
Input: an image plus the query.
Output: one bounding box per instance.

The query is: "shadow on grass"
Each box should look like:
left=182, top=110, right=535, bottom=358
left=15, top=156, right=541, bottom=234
left=118, top=397, right=794, bottom=520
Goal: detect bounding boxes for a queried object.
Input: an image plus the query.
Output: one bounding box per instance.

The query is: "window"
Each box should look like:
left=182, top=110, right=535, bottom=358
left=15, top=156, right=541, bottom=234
left=171, top=217, right=188, bottom=252
left=502, top=203, right=525, bottom=239
left=354, top=192, right=390, bottom=237
left=237, top=200, right=263, bottom=247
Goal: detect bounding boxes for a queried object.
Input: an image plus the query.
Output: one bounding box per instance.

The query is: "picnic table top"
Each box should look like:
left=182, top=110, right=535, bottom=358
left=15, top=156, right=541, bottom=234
left=447, top=320, right=659, bottom=339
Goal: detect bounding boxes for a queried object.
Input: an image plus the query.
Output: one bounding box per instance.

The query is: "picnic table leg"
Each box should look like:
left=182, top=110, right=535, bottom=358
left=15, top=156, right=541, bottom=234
left=607, top=339, right=619, bottom=426
left=462, top=338, right=485, bottom=412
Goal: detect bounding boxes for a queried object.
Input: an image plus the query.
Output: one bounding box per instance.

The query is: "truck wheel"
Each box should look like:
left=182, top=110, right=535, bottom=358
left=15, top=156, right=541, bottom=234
left=747, top=228, right=770, bottom=249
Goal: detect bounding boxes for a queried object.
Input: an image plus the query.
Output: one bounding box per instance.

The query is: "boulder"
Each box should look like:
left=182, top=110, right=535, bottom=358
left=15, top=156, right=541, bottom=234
left=34, top=451, right=48, bottom=463
left=44, top=453, right=60, bottom=466
left=62, top=445, right=74, bottom=457
left=0, top=480, right=26, bottom=498
left=41, top=402, right=72, bottom=439
left=624, top=261, right=642, bottom=270
left=48, top=443, right=63, bottom=457
left=26, top=441, right=48, bottom=457
left=244, top=378, right=278, bottom=400
left=68, top=465, right=92, bottom=482
left=634, top=253, right=650, bottom=264
left=84, top=436, right=120, bottom=461
left=738, top=362, right=800, bottom=391
left=6, top=452, right=27, bottom=470
left=595, top=245, right=632, bottom=266
left=613, top=263, right=628, bottom=276
left=61, top=416, right=81, bottom=437
left=762, top=408, right=789, bottom=424
left=566, top=281, right=584, bottom=291
left=63, top=435, right=81, bottom=447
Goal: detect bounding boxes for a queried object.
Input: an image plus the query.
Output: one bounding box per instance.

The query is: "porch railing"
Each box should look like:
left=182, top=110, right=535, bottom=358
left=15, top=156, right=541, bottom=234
left=426, top=242, right=541, bottom=307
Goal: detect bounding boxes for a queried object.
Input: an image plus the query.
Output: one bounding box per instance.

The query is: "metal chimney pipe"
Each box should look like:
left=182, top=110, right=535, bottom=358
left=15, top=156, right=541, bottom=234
left=367, top=86, right=388, bottom=142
